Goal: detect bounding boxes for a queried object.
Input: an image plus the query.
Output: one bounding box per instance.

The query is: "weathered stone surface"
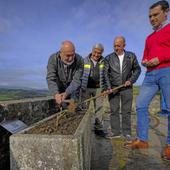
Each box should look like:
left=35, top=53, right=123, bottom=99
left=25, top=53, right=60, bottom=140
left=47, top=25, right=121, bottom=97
left=0, top=97, right=57, bottom=125
left=0, top=97, right=57, bottom=170
left=0, top=94, right=164, bottom=170
left=10, top=111, right=91, bottom=170
left=90, top=93, right=170, bottom=170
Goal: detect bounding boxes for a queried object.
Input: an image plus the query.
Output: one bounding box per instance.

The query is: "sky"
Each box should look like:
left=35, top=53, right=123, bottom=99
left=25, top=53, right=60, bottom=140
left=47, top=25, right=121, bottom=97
left=0, top=0, right=169, bottom=89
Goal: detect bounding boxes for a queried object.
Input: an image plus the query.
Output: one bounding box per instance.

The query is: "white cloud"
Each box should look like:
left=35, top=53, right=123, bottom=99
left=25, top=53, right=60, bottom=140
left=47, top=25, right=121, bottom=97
left=0, top=17, right=10, bottom=33
left=0, top=67, right=47, bottom=89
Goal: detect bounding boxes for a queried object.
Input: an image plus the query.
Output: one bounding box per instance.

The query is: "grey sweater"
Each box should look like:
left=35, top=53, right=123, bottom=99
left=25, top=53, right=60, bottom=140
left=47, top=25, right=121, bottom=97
left=46, top=52, right=83, bottom=95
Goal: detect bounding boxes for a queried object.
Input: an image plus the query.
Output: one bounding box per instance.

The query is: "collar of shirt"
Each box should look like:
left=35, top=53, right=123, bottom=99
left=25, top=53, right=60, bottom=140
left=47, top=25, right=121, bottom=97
left=153, top=20, right=169, bottom=32
left=117, top=52, right=125, bottom=58
left=90, top=58, right=98, bottom=67
left=117, top=52, right=125, bottom=73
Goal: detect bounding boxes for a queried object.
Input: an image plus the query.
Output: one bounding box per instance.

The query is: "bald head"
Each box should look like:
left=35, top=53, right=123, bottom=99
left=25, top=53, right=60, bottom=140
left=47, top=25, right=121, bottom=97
left=114, top=36, right=126, bottom=55
left=114, top=36, right=126, bottom=44
left=60, top=40, right=75, bottom=65
left=60, top=40, right=75, bottom=52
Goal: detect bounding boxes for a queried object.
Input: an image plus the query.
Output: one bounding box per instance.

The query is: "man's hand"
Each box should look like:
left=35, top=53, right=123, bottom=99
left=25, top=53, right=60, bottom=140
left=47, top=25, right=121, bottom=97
left=54, top=92, right=69, bottom=105
left=148, top=57, right=160, bottom=67
left=142, top=59, right=149, bottom=67
left=142, top=57, right=160, bottom=68
left=124, top=81, right=132, bottom=87
left=102, top=89, right=112, bottom=97
left=61, top=92, right=68, bottom=101
left=102, top=88, right=119, bottom=96
left=54, top=93, right=62, bottom=105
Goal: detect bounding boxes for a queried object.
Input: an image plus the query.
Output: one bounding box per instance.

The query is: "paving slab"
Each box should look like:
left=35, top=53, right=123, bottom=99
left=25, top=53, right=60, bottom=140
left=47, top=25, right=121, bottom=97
left=91, top=115, right=170, bottom=170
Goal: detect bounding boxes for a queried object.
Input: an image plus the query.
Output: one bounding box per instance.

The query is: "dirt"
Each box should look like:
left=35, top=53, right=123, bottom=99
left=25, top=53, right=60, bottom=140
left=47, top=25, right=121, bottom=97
left=25, top=110, right=86, bottom=135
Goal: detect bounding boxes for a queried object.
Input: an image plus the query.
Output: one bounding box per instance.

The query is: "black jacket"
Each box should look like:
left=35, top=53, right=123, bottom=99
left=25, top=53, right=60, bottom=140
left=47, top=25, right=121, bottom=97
left=104, top=51, right=141, bottom=89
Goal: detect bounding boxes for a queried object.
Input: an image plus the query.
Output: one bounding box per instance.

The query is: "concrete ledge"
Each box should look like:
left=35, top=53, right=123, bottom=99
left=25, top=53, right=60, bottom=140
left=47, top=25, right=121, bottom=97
left=0, top=97, right=58, bottom=170
left=0, top=97, right=57, bottom=125
left=10, top=111, right=92, bottom=170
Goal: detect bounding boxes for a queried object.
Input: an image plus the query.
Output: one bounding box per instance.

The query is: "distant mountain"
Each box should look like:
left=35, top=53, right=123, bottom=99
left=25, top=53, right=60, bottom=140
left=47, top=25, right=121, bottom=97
left=0, top=88, right=50, bottom=101
left=0, top=85, right=48, bottom=91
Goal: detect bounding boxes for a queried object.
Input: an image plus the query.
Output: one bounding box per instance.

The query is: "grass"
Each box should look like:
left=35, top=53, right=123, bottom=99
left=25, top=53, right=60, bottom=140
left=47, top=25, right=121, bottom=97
left=0, top=95, right=14, bottom=101
left=0, top=88, right=50, bottom=101
left=133, top=86, right=140, bottom=95
left=0, top=86, right=160, bottom=102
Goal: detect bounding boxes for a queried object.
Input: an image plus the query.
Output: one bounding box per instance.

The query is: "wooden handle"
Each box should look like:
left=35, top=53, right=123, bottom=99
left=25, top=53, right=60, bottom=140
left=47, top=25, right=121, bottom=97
left=83, top=84, right=125, bottom=103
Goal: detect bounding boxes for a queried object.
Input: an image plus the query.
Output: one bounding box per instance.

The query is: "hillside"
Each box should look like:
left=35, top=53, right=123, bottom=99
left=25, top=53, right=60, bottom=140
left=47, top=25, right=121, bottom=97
left=0, top=88, right=50, bottom=101
left=0, top=86, right=160, bottom=102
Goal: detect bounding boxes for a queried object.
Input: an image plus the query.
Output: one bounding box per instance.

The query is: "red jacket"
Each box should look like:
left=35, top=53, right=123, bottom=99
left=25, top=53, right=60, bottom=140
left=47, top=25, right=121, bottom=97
left=143, top=23, right=170, bottom=72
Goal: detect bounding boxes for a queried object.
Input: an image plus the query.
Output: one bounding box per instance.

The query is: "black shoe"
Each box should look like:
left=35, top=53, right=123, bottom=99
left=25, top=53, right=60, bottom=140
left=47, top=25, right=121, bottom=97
left=94, top=129, right=106, bottom=137
left=94, top=118, right=103, bottom=129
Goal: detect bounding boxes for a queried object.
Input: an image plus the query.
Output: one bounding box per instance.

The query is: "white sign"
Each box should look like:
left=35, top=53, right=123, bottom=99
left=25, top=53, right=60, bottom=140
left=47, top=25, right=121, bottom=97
left=0, top=120, right=27, bottom=134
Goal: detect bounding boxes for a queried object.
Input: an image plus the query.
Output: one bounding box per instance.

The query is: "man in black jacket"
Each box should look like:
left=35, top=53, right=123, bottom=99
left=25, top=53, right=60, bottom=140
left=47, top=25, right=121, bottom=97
left=46, top=40, right=83, bottom=108
left=104, top=36, right=141, bottom=139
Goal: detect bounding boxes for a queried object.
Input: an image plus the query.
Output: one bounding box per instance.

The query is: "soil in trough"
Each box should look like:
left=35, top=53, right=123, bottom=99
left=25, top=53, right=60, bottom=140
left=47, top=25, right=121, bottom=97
left=26, top=110, right=86, bottom=135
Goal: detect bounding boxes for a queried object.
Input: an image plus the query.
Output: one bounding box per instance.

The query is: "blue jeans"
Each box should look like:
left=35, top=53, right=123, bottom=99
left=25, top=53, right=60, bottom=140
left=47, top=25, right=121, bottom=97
left=136, top=67, right=170, bottom=144
left=159, top=91, right=169, bottom=115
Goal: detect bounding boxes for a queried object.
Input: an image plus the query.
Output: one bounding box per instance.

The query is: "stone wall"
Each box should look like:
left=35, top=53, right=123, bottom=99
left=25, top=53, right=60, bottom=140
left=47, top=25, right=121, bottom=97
left=0, top=97, right=58, bottom=170
left=0, top=97, right=58, bottom=125
left=0, top=94, right=161, bottom=170
left=10, top=111, right=92, bottom=170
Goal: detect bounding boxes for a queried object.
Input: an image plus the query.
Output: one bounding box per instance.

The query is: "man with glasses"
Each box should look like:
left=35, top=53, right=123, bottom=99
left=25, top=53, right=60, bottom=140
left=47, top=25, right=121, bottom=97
left=46, top=40, right=83, bottom=108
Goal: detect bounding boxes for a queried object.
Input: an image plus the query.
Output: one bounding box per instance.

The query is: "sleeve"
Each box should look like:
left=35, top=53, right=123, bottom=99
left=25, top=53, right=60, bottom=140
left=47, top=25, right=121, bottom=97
left=65, top=57, right=84, bottom=95
left=103, top=57, right=112, bottom=90
left=129, top=54, right=141, bottom=84
left=142, top=39, right=149, bottom=63
left=46, top=55, right=59, bottom=95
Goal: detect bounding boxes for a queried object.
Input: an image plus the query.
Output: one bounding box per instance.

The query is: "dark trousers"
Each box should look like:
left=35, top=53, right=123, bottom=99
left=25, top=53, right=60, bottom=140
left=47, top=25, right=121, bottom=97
left=109, top=88, right=133, bottom=135
left=81, top=88, right=104, bottom=122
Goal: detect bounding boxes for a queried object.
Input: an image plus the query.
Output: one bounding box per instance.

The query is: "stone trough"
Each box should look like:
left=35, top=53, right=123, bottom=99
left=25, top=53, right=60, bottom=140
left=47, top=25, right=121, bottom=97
left=10, top=109, right=92, bottom=170
left=0, top=97, right=57, bottom=170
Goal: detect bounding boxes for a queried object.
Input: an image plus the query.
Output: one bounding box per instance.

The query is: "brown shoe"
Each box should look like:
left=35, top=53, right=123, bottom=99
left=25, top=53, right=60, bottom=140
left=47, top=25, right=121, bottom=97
left=162, top=145, right=170, bottom=160
left=125, top=139, right=149, bottom=149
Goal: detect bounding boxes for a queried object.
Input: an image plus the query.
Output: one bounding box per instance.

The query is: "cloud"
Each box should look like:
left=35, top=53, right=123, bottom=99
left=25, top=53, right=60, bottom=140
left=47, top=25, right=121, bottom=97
left=0, top=44, right=13, bottom=53
left=0, top=67, right=47, bottom=89
left=0, top=13, right=25, bottom=35
left=59, top=0, right=151, bottom=45
left=0, top=0, right=162, bottom=88
left=56, top=0, right=152, bottom=58
left=0, top=17, right=10, bottom=33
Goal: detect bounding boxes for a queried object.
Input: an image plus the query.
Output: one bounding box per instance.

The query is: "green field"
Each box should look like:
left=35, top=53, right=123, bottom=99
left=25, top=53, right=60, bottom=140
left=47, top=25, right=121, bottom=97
left=0, top=88, right=50, bottom=101
left=0, top=95, right=14, bottom=101
left=0, top=86, right=160, bottom=102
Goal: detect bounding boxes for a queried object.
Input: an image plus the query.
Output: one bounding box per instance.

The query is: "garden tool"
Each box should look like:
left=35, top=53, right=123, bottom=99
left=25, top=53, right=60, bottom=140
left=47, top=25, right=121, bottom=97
left=65, top=84, right=125, bottom=112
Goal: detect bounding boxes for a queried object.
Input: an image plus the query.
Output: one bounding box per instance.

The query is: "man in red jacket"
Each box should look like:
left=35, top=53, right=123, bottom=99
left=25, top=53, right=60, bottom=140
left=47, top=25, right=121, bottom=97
left=126, top=0, right=170, bottom=160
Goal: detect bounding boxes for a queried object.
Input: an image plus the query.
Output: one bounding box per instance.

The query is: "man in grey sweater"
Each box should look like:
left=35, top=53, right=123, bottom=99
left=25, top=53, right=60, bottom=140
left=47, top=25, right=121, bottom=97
left=46, top=40, right=83, bottom=108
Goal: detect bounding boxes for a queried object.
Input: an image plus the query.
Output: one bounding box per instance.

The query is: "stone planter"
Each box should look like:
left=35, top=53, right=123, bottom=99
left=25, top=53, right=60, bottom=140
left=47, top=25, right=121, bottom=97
left=10, top=111, right=91, bottom=170
left=0, top=97, right=57, bottom=170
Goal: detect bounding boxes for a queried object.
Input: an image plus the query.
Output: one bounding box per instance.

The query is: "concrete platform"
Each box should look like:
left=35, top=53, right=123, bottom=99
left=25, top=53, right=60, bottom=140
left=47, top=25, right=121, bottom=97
left=10, top=111, right=91, bottom=170
left=91, top=114, right=170, bottom=170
